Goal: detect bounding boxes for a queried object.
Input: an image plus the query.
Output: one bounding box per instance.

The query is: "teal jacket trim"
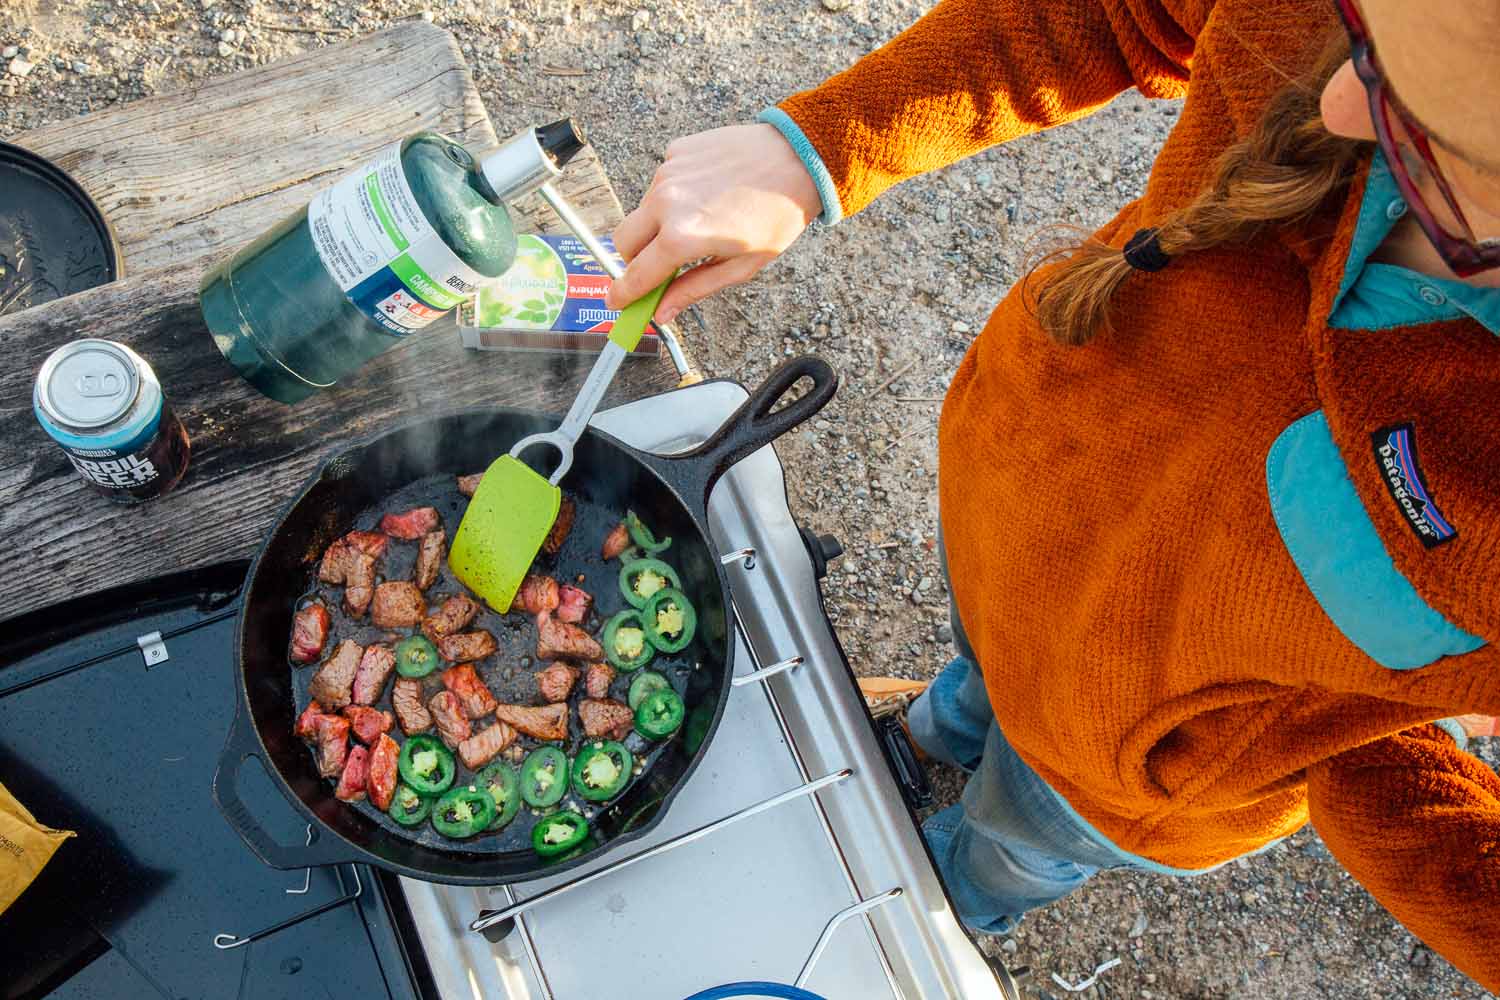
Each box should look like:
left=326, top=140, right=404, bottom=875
left=1432, top=718, right=1470, bottom=751
left=1331, top=150, right=1500, bottom=335
left=1266, top=411, right=1486, bottom=670
left=756, top=107, right=844, bottom=226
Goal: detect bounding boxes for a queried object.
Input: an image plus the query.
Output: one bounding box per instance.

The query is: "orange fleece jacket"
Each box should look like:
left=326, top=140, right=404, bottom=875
left=780, top=0, right=1500, bottom=988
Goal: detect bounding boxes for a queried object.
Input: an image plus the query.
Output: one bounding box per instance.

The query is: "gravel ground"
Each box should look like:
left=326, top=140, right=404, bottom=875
left=3, top=2, right=1496, bottom=998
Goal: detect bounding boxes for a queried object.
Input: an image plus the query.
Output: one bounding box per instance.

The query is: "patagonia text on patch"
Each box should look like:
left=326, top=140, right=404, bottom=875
left=1371, top=424, right=1456, bottom=549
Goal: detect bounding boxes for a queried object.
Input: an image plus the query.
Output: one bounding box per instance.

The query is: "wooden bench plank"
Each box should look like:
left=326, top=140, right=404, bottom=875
left=13, top=23, right=493, bottom=274
left=0, top=25, right=678, bottom=624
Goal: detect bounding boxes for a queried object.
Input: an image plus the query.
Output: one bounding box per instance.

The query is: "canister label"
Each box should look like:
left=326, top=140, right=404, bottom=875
left=307, top=142, right=486, bottom=335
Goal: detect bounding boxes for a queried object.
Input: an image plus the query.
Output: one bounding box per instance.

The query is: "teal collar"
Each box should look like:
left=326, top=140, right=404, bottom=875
left=1330, top=150, right=1500, bottom=335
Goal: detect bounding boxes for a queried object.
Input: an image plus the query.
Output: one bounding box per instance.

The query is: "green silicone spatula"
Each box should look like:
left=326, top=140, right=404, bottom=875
left=450, top=276, right=673, bottom=611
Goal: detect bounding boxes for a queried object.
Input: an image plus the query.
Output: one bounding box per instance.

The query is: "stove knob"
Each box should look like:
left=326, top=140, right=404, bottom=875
left=798, top=526, right=844, bottom=579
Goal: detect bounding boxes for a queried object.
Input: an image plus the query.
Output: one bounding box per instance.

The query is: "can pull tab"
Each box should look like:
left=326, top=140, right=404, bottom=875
left=76, top=370, right=125, bottom=398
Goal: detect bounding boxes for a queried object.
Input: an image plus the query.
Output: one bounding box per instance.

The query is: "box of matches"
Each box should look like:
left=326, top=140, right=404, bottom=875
left=457, top=233, right=661, bottom=356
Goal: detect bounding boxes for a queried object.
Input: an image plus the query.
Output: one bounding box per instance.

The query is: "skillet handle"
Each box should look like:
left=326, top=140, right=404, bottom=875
left=212, top=706, right=357, bottom=870
left=682, top=356, right=839, bottom=505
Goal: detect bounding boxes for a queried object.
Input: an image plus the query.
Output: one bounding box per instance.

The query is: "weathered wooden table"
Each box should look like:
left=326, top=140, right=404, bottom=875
left=0, top=23, right=689, bottom=624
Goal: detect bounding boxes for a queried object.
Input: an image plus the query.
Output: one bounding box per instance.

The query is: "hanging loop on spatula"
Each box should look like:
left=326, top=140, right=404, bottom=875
left=502, top=274, right=674, bottom=487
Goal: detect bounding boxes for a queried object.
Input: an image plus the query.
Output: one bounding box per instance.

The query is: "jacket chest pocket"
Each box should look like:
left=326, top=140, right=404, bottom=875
left=1266, top=411, right=1485, bottom=670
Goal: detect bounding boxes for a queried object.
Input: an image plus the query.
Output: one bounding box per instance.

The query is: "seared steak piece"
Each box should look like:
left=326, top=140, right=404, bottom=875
left=535, top=613, right=603, bottom=662
left=493, top=702, right=569, bottom=742
left=379, top=506, right=441, bottom=540
left=335, top=744, right=370, bottom=801
left=535, top=662, right=579, bottom=703
left=458, top=722, right=518, bottom=770
left=295, top=700, right=328, bottom=740
left=511, top=574, right=560, bottom=615
left=556, top=585, right=592, bottom=625
left=456, top=472, right=484, bottom=497
left=583, top=662, right=615, bottom=700
left=313, top=715, right=351, bottom=778
left=579, top=698, right=634, bottom=740
left=347, top=531, right=389, bottom=557
left=319, top=532, right=387, bottom=616
left=392, top=677, right=433, bottom=735
left=351, top=643, right=396, bottom=705
left=319, top=531, right=387, bottom=581
left=343, top=704, right=393, bottom=745
left=371, top=581, right=426, bottom=629
left=422, top=594, right=479, bottom=641
left=429, top=690, right=471, bottom=750
left=290, top=602, right=331, bottom=664
left=366, top=733, right=400, bottom=811
left=602, top=522, right=630, bottom=560
left=309, top=640, right=362, bottom=710
left=344, top=556, right=377, bottom=617
left=542, top=497, right=575, bottom=556
left=415, top=530, right=446, bottom=590
left=441, top=664, right=499, bottom=719
left=437, top=630, right=497, bottom=663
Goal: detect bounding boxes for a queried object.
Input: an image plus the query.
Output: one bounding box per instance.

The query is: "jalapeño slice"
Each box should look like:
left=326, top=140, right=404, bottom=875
left=624, top=510, right=671, bottom=556
left=571, top=741, right=634, bottom=802
left=627, top=670, right=671, bottom=711
left=519, top=746, right=570, bottom=808
left=635, top=687, right=685, bottom=740
left=388, top=783, right=432, bottom=827
left=531, top=809, right=590, bottom=858
left=618, top=558, right=682, bottom=609
left=397, top=735, right=456, bottom=796
left=545, top=833, right=599, bottom=865
left=475, top=761, right=522, bottom=831
left=431, top=784, right=497, bottom=839
left=602, top=609, right=654, bottom=672
left=395, top=635, right=440, bottom=678
left=641, top=588, right=696, bottom=653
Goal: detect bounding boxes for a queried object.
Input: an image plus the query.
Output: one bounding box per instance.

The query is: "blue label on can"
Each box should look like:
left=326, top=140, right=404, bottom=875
left=35, top=402, right=165, bottom=489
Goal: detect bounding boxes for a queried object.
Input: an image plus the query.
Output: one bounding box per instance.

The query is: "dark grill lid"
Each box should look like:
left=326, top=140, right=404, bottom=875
left=0, top=140, right=121, bottom=317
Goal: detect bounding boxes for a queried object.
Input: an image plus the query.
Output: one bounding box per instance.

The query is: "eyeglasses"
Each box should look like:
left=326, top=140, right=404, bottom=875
left=1334, top=0, right=1500, bottom=276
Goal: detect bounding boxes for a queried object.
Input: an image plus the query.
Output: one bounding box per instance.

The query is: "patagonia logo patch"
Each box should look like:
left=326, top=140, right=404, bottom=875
left=1372, top=424, right=1456, bottom=549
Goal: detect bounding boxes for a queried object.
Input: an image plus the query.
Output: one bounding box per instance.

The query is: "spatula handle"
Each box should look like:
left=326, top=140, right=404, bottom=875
left=510, top=276, right=673, bottom=485
left=509, top=340, right=625, bottom=486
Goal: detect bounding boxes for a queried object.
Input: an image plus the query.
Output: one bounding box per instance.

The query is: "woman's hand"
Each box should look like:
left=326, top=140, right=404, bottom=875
left=605, top=123, right=823, bottom=325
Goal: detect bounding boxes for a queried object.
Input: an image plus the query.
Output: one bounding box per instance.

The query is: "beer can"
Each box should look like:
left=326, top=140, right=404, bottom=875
left=33, top=339, right=191, bottom=503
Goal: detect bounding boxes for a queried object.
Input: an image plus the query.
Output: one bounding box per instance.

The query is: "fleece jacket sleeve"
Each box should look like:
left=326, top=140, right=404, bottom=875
left=1307, top=724, right=1500, bottom=992
left=777, top=0, right=1217, bottom=218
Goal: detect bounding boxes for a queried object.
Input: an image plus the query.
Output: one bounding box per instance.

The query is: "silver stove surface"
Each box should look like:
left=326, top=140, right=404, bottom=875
left=398, top=380, right=1009, bottom=1000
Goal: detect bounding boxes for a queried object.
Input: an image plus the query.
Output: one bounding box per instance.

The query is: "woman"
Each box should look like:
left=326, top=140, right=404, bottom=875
left=606, top=0, right=1500, bottom=988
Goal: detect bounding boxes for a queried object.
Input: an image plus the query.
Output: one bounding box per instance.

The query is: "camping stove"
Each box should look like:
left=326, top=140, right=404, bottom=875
left=396, top=379, right=1017, bottom=999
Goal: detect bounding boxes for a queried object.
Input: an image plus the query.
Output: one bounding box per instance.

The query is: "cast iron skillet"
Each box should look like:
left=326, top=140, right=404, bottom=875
left=213, top=357, right=836, bottom=885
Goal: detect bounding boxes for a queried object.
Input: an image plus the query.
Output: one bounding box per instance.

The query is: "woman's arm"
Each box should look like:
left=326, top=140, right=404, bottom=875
left=1307, top=725, right=1500, bottom=991
left=608, top=0, right=1216, bottom=319
left=780, top=0, right=1211, bottom=219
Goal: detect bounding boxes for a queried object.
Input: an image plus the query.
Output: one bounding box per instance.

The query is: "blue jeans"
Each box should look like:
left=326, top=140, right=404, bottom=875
left=910, top=639, right=1228, bottom=934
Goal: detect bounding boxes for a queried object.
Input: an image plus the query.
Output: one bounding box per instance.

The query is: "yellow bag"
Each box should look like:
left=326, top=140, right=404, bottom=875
left=0, top=779, right=74, bottom=915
